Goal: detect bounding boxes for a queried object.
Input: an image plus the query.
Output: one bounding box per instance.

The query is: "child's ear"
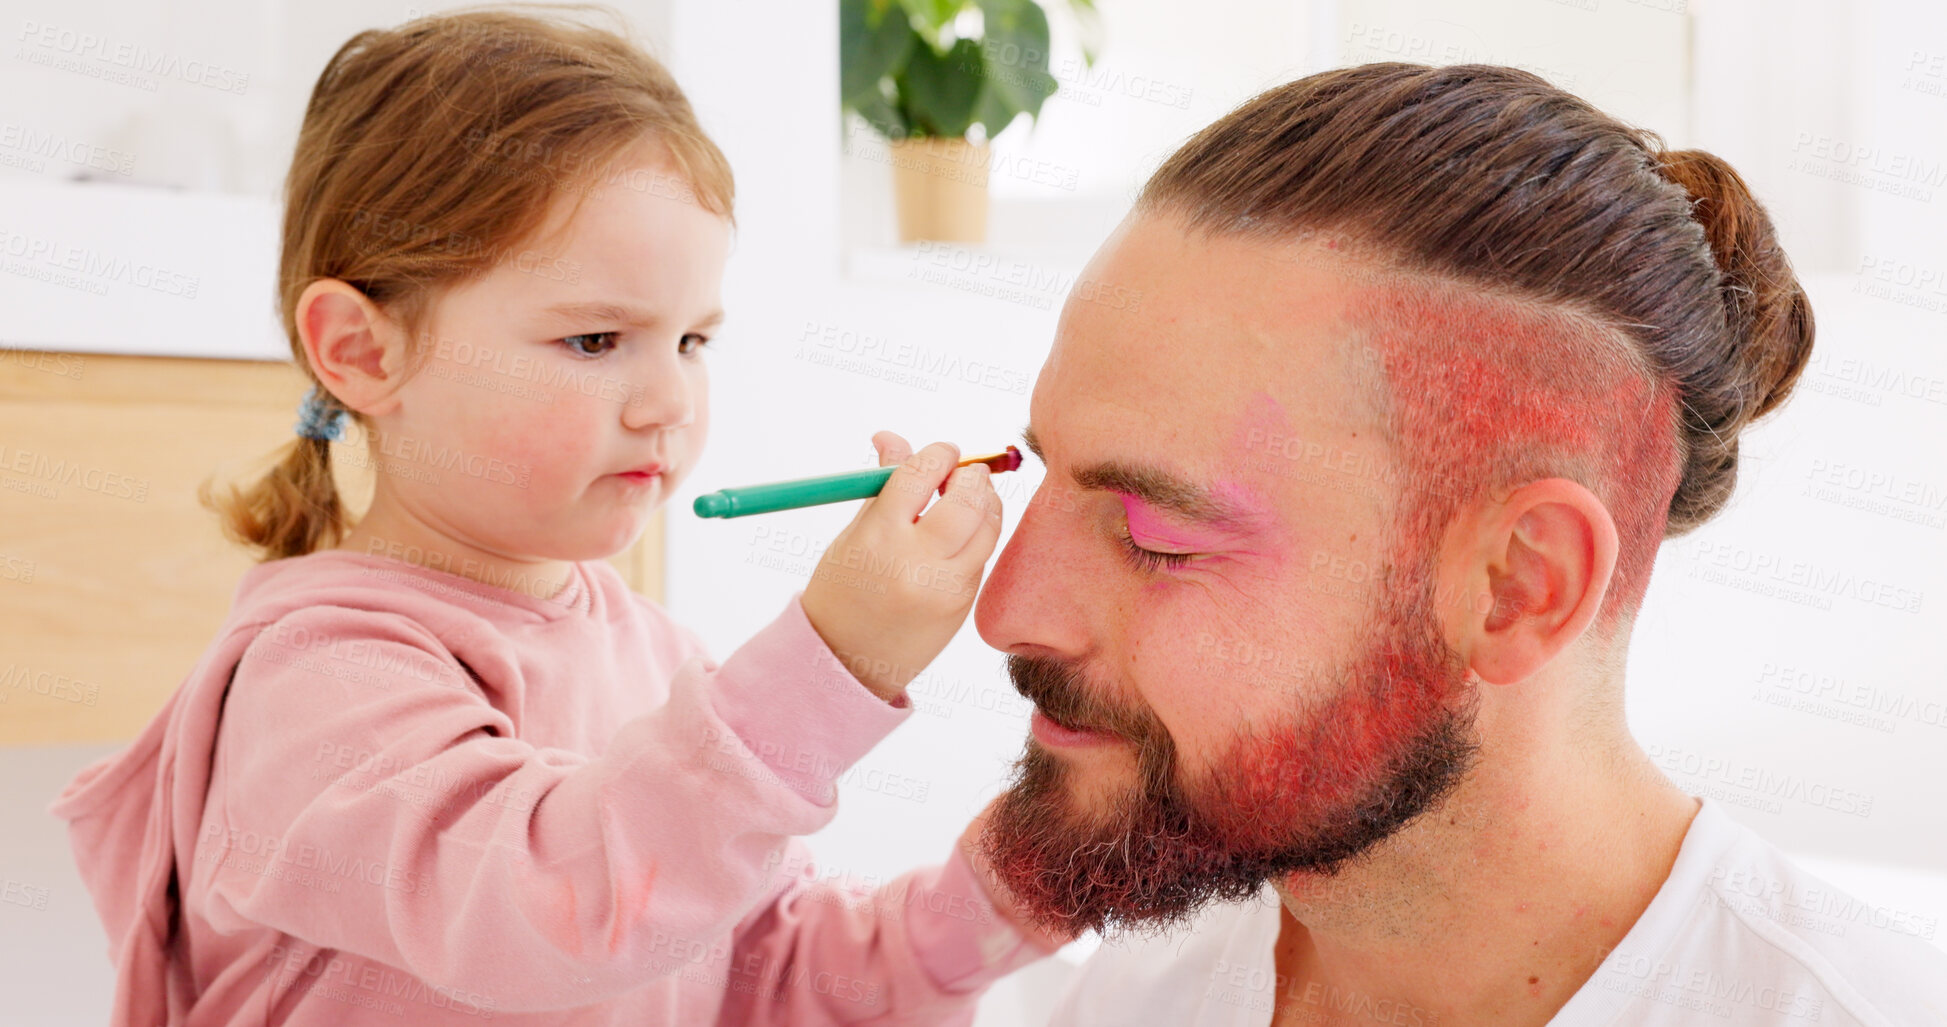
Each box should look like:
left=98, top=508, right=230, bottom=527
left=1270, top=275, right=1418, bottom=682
left=297, top=278, right=407, bottom=416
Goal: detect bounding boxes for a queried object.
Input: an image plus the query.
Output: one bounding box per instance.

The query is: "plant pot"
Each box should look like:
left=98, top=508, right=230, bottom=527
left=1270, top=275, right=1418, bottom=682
left=889, top=136, right=991, bottom=244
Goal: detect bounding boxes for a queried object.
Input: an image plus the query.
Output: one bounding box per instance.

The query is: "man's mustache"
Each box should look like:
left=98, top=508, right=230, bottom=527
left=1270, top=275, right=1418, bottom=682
left=1005, top=654, right=1166, bottom=744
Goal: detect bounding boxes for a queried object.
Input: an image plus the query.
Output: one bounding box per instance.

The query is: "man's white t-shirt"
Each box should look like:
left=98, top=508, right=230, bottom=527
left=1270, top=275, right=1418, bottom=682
left=1048, top=797, right=1947, bottom=1026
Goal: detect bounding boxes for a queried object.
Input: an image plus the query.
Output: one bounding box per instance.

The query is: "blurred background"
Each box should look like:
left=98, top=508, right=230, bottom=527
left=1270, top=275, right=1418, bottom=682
left=1, top=0, right=1942, bottom=1023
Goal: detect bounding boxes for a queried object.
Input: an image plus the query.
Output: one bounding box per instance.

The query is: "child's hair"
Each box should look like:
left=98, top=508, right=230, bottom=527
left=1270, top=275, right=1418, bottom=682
left=201, top=4, right=734, bottom=562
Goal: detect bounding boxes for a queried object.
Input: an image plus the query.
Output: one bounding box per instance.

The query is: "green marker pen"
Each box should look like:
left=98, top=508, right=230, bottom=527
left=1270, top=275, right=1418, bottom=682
left=693, top=446, right=1022, bottom=519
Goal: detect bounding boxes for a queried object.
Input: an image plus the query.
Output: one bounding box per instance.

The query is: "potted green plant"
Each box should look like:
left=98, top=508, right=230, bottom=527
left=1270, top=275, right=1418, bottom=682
left=840, top=0, right=1100, bottom=243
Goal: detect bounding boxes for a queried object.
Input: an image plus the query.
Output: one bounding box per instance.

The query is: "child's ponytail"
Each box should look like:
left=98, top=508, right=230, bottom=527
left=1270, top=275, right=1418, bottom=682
left=201, top=433, right=353, bottom=561
left=201, top=3, right=735, bottom=561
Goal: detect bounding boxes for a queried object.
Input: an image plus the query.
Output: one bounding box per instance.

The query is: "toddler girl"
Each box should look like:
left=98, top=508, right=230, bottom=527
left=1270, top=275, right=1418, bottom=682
left=51, top=9, right=1063, bottom=1025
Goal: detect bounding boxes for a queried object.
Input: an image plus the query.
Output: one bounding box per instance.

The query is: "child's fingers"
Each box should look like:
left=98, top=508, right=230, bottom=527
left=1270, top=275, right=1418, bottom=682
left=854, top=431, right=915, bottom=522
left=948, top=481, right=1005, bottom=564
left=868, top=441, right=960, bottom=526
left=872, top=430, right=912, bottom=467
left=918, top=463, right=996, bottom=551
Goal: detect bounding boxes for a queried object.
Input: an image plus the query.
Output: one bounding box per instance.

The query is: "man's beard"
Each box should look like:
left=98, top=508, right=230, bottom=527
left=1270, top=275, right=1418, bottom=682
left=977, top=545, right=1483, bottom=939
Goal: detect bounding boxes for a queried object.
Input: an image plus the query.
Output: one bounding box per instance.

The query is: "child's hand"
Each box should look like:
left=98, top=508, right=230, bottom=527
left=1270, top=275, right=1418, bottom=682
left=801, top=431, right=1004, bottom=702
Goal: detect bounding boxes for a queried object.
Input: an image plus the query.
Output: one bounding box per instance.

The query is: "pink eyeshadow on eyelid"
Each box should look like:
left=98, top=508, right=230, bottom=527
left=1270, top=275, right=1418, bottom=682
left=1120, top=494, right=1230, bottom=551
left=1119, top=475, right=1285, bottom=564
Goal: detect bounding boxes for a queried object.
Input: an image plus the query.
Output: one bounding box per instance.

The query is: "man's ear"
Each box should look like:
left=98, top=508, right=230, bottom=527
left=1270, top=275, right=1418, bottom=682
left=1452, top=478, right=1618, bottom=686
left=295, top=278, right=409, bottom=417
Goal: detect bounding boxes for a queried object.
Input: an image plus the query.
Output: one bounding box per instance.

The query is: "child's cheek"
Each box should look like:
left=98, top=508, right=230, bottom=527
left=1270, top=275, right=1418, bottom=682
left=477, top=398, right=597, bottom=493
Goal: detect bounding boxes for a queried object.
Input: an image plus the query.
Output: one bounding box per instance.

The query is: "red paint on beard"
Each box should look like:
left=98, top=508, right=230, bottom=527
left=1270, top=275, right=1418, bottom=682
left=979, top=537, right=1481, bottom=939
left=1197, top=555, right=1478, bottom=860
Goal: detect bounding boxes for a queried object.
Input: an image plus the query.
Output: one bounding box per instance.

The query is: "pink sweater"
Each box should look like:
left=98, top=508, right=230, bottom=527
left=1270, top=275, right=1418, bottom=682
left=49, top=549, right=1057, bottom=1025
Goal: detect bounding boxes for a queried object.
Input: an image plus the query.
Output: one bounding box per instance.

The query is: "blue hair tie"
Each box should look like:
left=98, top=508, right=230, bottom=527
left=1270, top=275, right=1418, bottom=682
left=294, top=385, right=351, bottom=442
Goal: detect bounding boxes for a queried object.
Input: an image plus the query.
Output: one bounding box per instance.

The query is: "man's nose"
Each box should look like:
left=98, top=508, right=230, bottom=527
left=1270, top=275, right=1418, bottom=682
left=974, top=485, right=1092, bottom=659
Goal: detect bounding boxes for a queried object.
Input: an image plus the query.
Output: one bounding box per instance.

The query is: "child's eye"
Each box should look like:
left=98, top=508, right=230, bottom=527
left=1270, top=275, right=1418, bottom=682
left=1114, top=522, right=1194, bottom=572
left=560, top=332, right=619, bottom=358
left=679, top=333, right=711, bottom=357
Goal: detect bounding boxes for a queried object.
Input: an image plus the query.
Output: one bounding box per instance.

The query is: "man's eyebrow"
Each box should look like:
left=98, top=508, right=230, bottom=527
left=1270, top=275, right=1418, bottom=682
left=1020, top=424, right=1046, bottom=463
left=1019, top=423, right=1249, bottom=526
left=540, top=301, right=724, bottom=332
